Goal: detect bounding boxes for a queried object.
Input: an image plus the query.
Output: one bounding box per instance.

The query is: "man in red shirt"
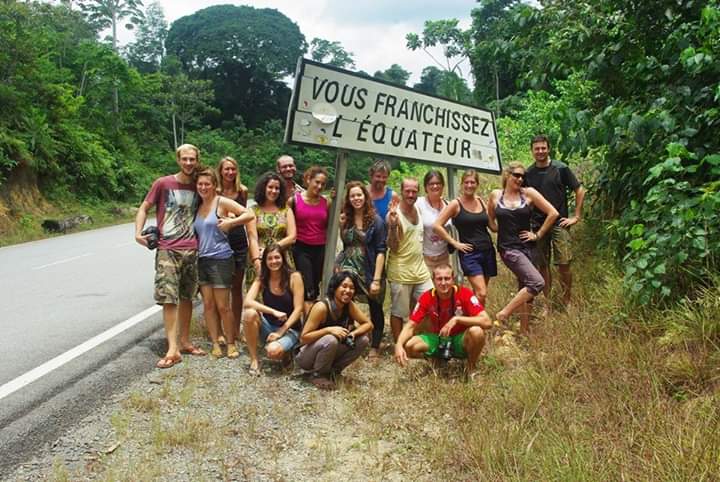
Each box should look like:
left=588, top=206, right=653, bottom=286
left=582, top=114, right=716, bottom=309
left=394, top=264, right=491, bottom=374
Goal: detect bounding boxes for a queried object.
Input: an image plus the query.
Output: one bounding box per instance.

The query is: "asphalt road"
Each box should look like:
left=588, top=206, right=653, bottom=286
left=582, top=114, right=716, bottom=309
left=0, top=222, right=171, bottom=473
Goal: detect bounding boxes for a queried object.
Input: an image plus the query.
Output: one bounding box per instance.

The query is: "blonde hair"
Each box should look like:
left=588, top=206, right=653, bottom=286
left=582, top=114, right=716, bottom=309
left=196, top=167, right=218, bottom=188
left=459, top=169, right=480, bottom=191
left=176, top=144, right=200, bottom=163
left=217, top=156, right=248, bottom=194
left=501, top=161, right=525, bottom=188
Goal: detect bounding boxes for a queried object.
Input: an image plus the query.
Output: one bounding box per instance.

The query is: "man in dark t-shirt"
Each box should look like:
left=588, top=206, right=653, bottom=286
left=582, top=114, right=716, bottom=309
left=135, top=144, right=204, bottom=369
left=525, top=135, right=585, bottom=306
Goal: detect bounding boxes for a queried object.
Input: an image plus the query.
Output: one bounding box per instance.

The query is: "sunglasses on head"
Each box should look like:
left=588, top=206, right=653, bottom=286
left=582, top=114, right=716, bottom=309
left=511, top=172, right=524, bottom=179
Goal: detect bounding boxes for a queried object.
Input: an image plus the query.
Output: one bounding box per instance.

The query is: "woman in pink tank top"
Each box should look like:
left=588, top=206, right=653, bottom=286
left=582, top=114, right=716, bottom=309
left=289, top=166, right=330, bottom=314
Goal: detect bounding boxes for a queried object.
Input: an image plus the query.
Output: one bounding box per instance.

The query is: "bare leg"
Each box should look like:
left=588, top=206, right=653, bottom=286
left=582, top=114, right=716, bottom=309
left=496, top=288, right=535, bottom=335
left=242, top=309, right=261, bottom=370
left=214, top=287, right=235, bottom=343
left=390, top=315, right=404, bottom=343
left=231, top=268, right=244, bottom=338
left=200, top=285, right=220, bottom=343
left=177, top=299, right=194, bottom=348
left=162, top=303, right=180, bottom=358
left=539, top=265, right=551, bottom=299
left=463, top=326, right=486, bottom=373
left=558, top=264, right=572, bottom=306
left=467, top=275, right=488, bottom=306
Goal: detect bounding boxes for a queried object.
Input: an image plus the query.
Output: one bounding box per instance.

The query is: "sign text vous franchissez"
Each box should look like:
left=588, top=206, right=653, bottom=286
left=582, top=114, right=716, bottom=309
left=285, top=59, right=501, bottom=173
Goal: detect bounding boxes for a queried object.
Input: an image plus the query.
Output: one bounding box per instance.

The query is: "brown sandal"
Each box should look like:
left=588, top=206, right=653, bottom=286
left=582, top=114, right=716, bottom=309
left=156, top=355, right=182, bottom=369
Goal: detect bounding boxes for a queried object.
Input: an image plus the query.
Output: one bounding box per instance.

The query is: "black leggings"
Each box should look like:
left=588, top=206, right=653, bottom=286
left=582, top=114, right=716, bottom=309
left=369, top=297, right=385, bottom=348
left=293, top=241, right=325, bottom=301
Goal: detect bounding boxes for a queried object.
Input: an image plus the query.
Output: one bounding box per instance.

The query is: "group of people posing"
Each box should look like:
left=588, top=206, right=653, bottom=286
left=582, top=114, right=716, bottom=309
left=135, top=135, right=584, bottom=390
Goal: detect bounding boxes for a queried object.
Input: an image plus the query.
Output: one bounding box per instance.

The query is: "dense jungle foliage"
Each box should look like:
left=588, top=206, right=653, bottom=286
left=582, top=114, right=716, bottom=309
left=0, top=0, right=718, bottom=308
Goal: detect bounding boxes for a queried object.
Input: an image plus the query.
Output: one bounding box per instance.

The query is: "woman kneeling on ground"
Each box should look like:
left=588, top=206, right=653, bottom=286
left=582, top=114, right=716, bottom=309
left=194, top=168, right=255, bottom=359
left=487, top=162, right=558, bottom=336
left=296, top=271, right=373, bottom=390
left=243, top=243, right=304, bottom=375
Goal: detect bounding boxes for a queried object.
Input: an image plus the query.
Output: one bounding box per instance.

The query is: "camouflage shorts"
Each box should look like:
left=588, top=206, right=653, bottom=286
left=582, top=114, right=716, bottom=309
left=154, top=249, right=198, bottom=305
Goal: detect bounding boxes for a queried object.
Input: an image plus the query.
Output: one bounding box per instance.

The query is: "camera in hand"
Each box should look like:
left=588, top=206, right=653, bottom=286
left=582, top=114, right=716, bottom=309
left=437, top=337, right=453, bottom=360
left=141, top=226, right=159, bottom=250
left=342, top=334, right=356, bottom=349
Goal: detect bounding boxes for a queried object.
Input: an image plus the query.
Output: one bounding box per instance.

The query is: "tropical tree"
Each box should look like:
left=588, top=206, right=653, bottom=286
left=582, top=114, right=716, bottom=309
left=125, top=1, right=166, bottom=73
left=78, top=0, right=144, bottom=113
left=309, top=38, right=355, bottom=69
left=165, top=5, right=306, bottom=127
left=373, top=64, right=411, bottom=86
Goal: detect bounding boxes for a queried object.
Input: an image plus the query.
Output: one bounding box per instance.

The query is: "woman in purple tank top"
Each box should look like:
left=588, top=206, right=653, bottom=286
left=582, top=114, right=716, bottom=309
left=195, top=169, right=255, bottom=358
left=288, top=166, right=330, bottom=314
left=487, top=162, right=558, bottom=336
left=243, top=243, right=304, bottom=375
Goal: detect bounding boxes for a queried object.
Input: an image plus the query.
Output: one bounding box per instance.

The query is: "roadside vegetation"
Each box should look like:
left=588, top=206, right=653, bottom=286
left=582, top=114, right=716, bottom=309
left=13, top=226, right=718, bottom=481
left=2, top=0, right=718, bottom=479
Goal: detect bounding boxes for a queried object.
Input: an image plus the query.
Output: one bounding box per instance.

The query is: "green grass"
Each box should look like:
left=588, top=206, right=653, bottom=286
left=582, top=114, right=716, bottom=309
left=0, top=198, right=137, bottom=247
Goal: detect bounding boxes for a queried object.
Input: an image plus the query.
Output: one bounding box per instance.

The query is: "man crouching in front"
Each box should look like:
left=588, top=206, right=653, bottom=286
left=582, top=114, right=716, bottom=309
left=394, top=263, right=491, bottom=375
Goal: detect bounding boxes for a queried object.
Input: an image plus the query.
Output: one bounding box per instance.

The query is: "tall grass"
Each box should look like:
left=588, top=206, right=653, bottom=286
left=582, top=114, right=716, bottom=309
left=345, top=225, right=720, bottom=481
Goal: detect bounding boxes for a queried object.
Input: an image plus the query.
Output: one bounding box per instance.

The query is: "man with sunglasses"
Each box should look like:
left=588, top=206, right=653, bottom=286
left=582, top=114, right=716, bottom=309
left=524, top=135, right=586, bottom=307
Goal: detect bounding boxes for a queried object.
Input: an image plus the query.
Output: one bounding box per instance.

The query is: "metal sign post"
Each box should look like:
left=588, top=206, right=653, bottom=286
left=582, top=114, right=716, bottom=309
left=320, top=150, right=348, bottom=295
left=446, top=167, right=463, bottom=284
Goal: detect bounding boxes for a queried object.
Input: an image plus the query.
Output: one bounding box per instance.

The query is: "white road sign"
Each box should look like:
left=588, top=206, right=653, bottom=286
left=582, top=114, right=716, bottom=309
left=285, top=58, right=502, bottom=174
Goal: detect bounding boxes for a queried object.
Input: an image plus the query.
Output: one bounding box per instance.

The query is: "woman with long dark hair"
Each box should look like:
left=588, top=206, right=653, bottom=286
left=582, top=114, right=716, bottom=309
left=246, top=171, right=296, bottom=286
left=297, top=271, right=373, bottom=390
left=242, top=243, right=304, bottom=375
left=487, top=162, right=558, bottom=335
left=289, top=166, right=330, bottom=314
left=334, top=181, right=386, bottom=358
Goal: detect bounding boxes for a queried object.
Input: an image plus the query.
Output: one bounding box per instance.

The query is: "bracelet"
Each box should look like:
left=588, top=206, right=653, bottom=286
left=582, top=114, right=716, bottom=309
left=535, top=232, right=541, bottom=240
left=372, top=279, right=381, bottom=282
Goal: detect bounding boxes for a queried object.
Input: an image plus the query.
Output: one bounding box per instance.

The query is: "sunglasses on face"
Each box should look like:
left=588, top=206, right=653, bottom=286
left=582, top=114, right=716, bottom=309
left=511, top=172, right=524, bottom=179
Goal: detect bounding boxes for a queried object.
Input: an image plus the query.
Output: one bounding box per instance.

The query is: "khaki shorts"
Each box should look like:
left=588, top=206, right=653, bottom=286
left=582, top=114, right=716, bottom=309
left=390, top=279, right=433, bottom=318
left=534, top=225, right=572, bottom=268
left=154, top=249, right=198, bottom=305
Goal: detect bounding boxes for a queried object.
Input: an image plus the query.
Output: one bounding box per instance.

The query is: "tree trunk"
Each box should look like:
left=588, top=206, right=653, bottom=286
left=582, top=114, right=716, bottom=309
left=172, top=112, right=178, bottom=149
left=111, top=8, right=119, bottom=115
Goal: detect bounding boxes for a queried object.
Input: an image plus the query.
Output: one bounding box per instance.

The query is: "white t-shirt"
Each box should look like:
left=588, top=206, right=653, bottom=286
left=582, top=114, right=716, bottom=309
left=416, top=196, right=451, bottom=257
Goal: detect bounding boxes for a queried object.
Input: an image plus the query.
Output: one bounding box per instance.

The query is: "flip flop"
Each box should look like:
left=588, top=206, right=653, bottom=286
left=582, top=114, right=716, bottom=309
left=180, top=345, right=207, bottom=356
left=156, top=355, right=182, bottom=369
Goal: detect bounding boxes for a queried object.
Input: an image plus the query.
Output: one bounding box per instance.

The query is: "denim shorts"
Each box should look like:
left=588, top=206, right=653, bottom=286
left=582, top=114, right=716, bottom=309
left=459, top=248, right=497, bottom=277
left=198, top=256, right=235, bottom=288
left=260, top=314, right=300, bottom=353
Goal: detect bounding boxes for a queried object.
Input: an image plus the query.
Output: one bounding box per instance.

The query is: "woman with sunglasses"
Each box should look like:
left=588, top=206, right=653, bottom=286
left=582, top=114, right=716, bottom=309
left=433, top=169, right=496, bottom=306
left=487, top=162, right=558, bottom=335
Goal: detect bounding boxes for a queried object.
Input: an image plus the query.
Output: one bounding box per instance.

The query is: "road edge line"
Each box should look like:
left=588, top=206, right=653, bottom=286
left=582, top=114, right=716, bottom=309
left=0, top=305, right=162, bottom=401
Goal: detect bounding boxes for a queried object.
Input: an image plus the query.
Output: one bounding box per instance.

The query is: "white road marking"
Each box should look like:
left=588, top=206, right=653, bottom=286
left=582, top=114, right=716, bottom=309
left=31, top=253, right=94, bottom=270
left=0, top=305, right=162, bottom=401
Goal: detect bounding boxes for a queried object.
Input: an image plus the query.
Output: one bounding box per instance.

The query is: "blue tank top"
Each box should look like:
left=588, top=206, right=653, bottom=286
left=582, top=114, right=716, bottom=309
left=372, top=188, right=393, bottom=220
left=193, top=198, right=233, bottom=259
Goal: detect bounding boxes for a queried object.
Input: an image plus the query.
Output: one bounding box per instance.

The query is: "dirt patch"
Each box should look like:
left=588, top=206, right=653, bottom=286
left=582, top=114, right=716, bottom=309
left=0, top=162, right=50, bottom=236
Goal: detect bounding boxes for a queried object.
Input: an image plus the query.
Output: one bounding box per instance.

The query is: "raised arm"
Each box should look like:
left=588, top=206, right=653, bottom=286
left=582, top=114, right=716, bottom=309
left=385, top=198, right=403, bottom=253
left=217, top=197, right=255, bottom=233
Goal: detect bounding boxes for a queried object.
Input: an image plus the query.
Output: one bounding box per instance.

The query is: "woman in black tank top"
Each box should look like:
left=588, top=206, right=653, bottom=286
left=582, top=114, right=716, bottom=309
left=488, top=162, right=558, bottom=335
left=433, top=169, right=496, bottom=306
left=243, top=243, right=304, bottom=374
left=296, top=271, right=373, bottom=390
